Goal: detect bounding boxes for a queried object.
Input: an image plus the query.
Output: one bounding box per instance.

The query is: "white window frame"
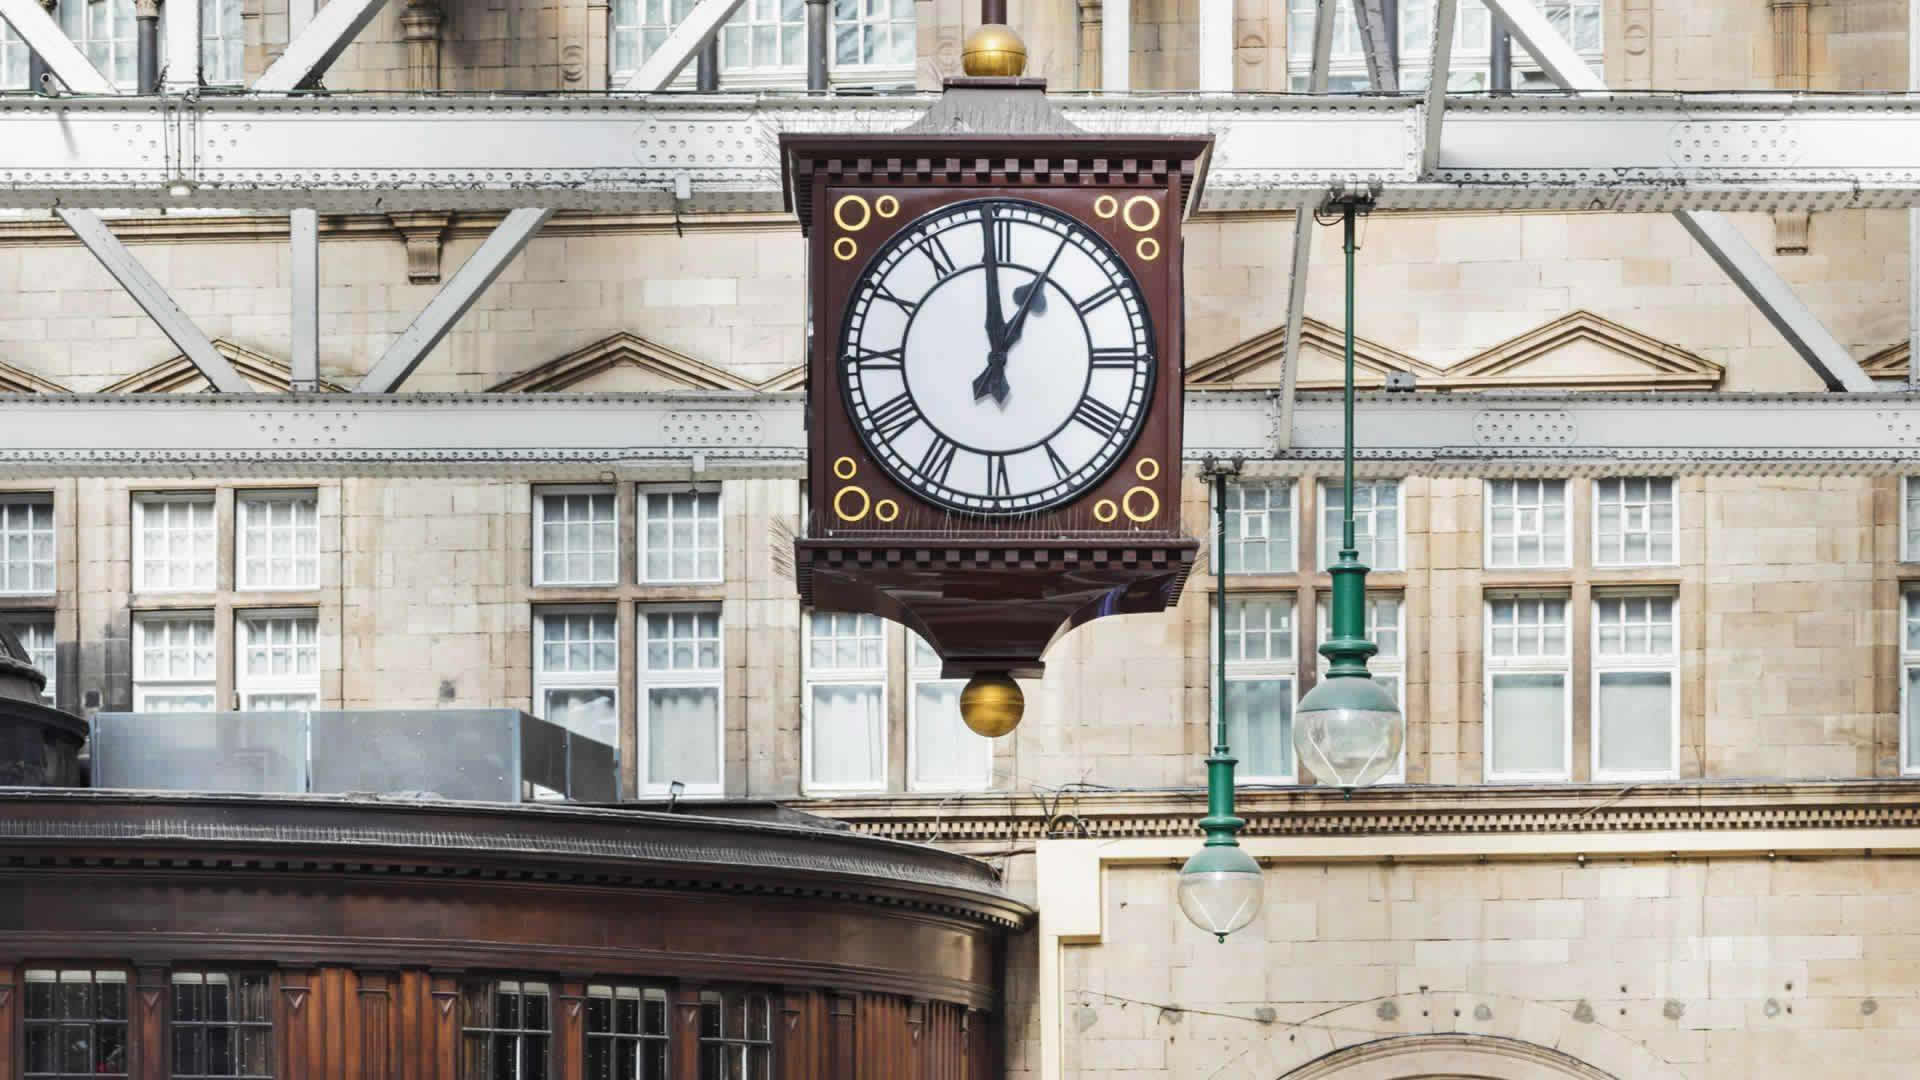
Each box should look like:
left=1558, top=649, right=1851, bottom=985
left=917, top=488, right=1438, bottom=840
left=1216, top=593, right=1298, bottom=783
left=906, top=634, right=992, bottom=793
left=235, top=489, right=320, bottom=592
left=1218, top=479, right=1298, bottom=575
left=58, top=0, right=141, bottom=90
left=200, top=0, right=244, bottom=84
left=533, top=606, right=620, bottom=746
left=611, top=0, right=916, bottom=88
left=1319, top=478, right=1404, bottom=572
left=1317, top=590, right=1405, bottom=782
left=1288, top=0, right=1602, bottom=92
left=5, top=614, right=56, bottom=706
left=1, top=23, right=28, bottom=91
left=637, top=603, right=725, bottom=797
left=534, top=484, right=620, bottom=588
left=133, top=611, right=217, bottom=712
left=1903, top=478, right=1920, bottom=562
left=637, top=483, right=724, bottom=585
left=801, top=611, right=888, bottom=795
left=1482, top=592, right=1572, bottom=782
left=133, top=492, right=217, bottom=594
left=0, top=493, right=55, bottom=596
left=1590, top=590, right=1680, bottom=782
left=1903, top=589, right=1920, bottom=775
left=1593, top=476, right=1678, bottom=568
left=1485, top=478, right=1571, bottom=570
left=235, top=608, right=321, bottom=711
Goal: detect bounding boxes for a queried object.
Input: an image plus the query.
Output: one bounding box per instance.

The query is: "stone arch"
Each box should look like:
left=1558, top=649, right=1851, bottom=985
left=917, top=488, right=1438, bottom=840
left=1279, top=1034, right=1621, bottom=1080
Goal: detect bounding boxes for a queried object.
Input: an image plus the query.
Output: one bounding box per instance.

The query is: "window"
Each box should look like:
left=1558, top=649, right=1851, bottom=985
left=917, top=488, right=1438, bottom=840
left=236, top=611, right=319, bottom=711
left=2, top=23, right=28, bottom=90
left=169, top=972, right=273, bottom=1079
left=24, top=968, right=129, bottom=1079
left=698, top=991, right=772, bottom=1080
left=611, top=0, right=913, bottom=85
left=1594, top=477, right=1676, bottom=566
left=1486, top=479, right=1568, bottom=569
left=1288, top=0, right=1600, bottom=92
left=1903, top=478, right=1920, bottom=561
left=461, top=980, right=550, bottom=1080
left=201, top=0, right=244, bottom=84
left=1319, top=480, right=1400, bottom=571
left=534, top=609, right=618, bottom=747
left=135, top=613, right=216, bottom=711
left=135, top=494, right=217, bottom=593
left=639, top=487, right=721, bottom=584
left=237, top=492, right=319, bottom=591
left=908, top=635, right=991, bottom=791
left=803, top=612, right=886, bottom=793
left=1220, top=595, right=1296, bottom=782
left=587, top=986, right=670, bottom=1080
left=0, top=494, right=55, bottom=594
left=535, top=487, right=618, bottom=587
left=639, top=606, right=724, bottom=795
left=1907, top=590, right=1920, bottom=774
left=1222, top=480, right=1295, bottom=574
left=830, top=0, right=915, bottom=71
left=1484, top=595, right=1571, bottom=781
left=1592, top=593, right=1678, bottom=780
left=59, top=0, right=139, bottom=89
left=6, top=614, right=56, bottom=705
left=1317, top=592, right=1404, bottom=781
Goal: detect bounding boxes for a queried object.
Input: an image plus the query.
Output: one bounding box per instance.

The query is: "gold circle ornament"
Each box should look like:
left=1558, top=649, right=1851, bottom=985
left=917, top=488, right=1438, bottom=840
left=1134, top=457, right=1161, bottom=481
left=959, top=672, right=1025, bottom=737
left=1093, top=499, right=1119, bottom=524
left=833, top=485, right=871, bottom=522
left=1135, top=237, right=1161, bottom=262
left=875, top=195, right=900, bottom=218
left=1093, top=194, right=1119, bottom=219
left=832, top=456, right=858, bottom=480
left=874, top=498, right=900, bottom=523
left=833, top=194, right=872, bottom=232
left=960, top=23, right=1028, bottom=77
left=1122, top=194, right=1162, bottom=233
left=832, top=236, right=859, bottom=262
left=1122, top=485, right=1161, bottom=523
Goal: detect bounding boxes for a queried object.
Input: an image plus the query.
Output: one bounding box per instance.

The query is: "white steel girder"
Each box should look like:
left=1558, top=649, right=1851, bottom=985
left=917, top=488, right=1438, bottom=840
left=11, top=94, right=1920, bottom=213
left=0, top=391, right=1914, bottom=479
left=252, top=0, right=395, bottom=92
left=0, top=0, right=113, bottom=93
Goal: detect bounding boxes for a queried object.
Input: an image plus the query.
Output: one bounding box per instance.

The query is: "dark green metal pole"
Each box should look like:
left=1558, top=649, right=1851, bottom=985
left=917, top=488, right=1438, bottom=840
left=1198, top=468, right=1244, bottom=847
left=1322, top=201, right=1377, bottom=681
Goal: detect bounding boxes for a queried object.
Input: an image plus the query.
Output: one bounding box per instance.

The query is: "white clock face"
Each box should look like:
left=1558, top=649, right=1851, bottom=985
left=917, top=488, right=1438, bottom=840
left=837, top=197, right=1156, bottom=516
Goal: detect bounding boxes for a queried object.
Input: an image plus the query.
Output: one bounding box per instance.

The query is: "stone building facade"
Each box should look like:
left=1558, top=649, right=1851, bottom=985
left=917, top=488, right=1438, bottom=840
left=7, top=0, right=1920, bottom=1076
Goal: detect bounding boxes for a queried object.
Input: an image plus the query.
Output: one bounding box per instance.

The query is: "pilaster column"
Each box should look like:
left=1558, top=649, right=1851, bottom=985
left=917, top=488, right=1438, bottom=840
left=1078, top=0, right=1102, bottom=89
left=1768, top=0, right=1812, bottom=252
left=401, top=0, right=444, bottom=91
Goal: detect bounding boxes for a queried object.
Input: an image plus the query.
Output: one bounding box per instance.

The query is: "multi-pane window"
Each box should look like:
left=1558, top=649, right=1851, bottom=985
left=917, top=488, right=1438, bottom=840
left=718, top=0, right=808, bottom=72
left=1220, top=595, right=1295, bottom=781
left=1906, top=590, right=1920, bottom=774
left=610, top=0, right=913, bottom=82
left=1903, top=478, right=1920, bottom=561
left=1592, top=593, right=1678, bottom=780
left=201, top=0, right=244, bottom=84
left=535, top=487, right=618, bottom=587
left=1320, top=480, right=1400, bottom=571
left=1222, top=480, right=1295, bottom=574
left=237, top=492, right=319, bottom=591
left=1288, top=0, right=1601, bottom=92
left=0, top=494, right=55, bottom=594
left=169, top=972, right=273, bottom=1079
left=698, top=991, right=772, bottom=1080
left=135, top=494, right=217, bottom=593
left=535, top=609, right=619, bottom=747
left=640, top=487, right=722, bottom=584
left=1317, top=592, right=1404, bottom=781
left=1594, top=477, right=1676, bottom=566
left=135, top=613, right=217, bottom=712
left=803, top=611, right=886, bottom=793
left=1486, top=479, right=1569, bottom=569
left=60, top=0, right=139, bottom=89
left=24, top=968, right=129, bottom=1079
left=7, top=615, right=57, bottom=705
left=1484, top=595, right=1571, bottom=781
left=640, top=606, right=724, bottom=795
left=461, top=981, right=550, bottom=1080
left=611, top=0, right=692, bottom=79
left=236, top=612, right=319, bottom=711
left=586, top=986, right=670, bottom=1080
left=831, top=0, right=915, bottom=70
left=2, top=23, right=27, bottom=90
left=908, top=635, right=991, bottom=792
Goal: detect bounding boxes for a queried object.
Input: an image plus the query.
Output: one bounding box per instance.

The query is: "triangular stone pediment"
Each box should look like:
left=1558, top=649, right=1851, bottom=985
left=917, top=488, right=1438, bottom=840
left=1188, top=317, right=1439, bottom=390
left=754, top=365, right=807, bottom=392
left=1864, top=342, right=1908, bottom=381
left=491, top=332, right=757, bottom=393
left=0, top=359, right=69, bottom=394
left=101, top=342, right=344, bottom=393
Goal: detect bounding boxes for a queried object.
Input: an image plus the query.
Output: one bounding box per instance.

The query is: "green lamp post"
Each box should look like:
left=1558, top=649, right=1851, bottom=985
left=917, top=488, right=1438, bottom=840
left=1293, top=197, right=1404, bottom=789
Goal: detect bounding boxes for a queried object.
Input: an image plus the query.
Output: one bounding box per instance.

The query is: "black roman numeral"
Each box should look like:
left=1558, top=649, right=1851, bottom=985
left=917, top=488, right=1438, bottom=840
left=921, top=235, right=958, bottom=278
left=990, top=209, right=1015, bottom=261
left=868, top=393, right=922, bottom=441
left=1072, top=397, right=1127, bottom=439
left=1043, top=442, right=1070, bottom=480
left=986, top=454, right=1012, bottom=499
left=1090, top=348, right=1141, bottom=369
left=873, top=286, right=918, bottom=315
left=919, top=435, right=958, bottom=484
left=1075, top=285, right=1123, bottom=316
left=849, top=347, right=903, bottom=371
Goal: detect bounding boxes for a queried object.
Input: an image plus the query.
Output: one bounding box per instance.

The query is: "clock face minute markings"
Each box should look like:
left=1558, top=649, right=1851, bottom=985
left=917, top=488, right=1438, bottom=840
left=837, top=197, right=1157, bottom=516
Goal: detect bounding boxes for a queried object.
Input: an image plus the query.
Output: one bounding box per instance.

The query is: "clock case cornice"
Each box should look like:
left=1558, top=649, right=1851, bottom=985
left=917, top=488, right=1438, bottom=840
left=783, top=81, right=1211, bottom=679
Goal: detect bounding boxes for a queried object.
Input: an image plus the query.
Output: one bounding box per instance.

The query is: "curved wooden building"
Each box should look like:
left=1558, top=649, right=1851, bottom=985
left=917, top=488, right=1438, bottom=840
left=0, top=791, right=1030, bottom=1080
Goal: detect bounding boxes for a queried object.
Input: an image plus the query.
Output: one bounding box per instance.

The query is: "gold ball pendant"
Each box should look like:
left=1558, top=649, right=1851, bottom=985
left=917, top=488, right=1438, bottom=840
left=959, top=672, right=1026, bottom=738
left=960, top=24, right=1029, bottom=77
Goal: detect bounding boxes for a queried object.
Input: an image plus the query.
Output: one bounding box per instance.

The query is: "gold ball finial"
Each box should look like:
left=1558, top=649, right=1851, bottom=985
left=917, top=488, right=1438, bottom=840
left=959, top=671, right=1026, bottom=738
left=961, top=23, right=1028, bottom=77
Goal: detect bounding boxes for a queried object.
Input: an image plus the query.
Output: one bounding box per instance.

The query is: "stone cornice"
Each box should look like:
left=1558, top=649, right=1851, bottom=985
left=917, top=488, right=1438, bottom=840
left=790, top=779, right=1920, bottom=844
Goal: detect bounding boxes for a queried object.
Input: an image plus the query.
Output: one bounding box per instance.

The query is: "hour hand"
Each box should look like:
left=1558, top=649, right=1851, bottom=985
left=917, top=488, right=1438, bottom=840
left=973, top=351, right=1010, bottom=404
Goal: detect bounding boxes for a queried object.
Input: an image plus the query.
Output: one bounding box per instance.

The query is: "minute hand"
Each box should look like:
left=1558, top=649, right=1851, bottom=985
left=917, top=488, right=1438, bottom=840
left=997, top=237, right=1071, bottom=352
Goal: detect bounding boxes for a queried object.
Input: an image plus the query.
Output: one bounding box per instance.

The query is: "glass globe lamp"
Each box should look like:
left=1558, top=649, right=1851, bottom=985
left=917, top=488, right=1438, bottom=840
left=1293, top=674, right=1403, bottom=788
left=1176, top=843, right=1264, bottom=942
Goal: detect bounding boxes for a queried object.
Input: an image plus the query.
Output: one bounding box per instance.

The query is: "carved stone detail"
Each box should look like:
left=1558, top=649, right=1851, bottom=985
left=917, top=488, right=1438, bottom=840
left=388, top=212, right=452, bottom=284
left=401, top=0, right=444, bottom=92
left=1769, top=0, right=1810, bottom=91
left=1773, top=209, right=1810, bottom=255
